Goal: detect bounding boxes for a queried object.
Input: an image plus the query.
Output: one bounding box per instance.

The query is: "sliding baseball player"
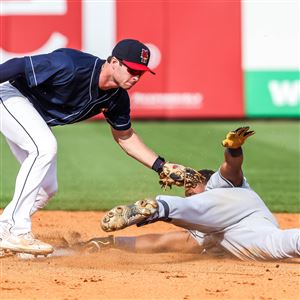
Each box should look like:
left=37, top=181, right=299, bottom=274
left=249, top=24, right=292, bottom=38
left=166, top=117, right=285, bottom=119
left=89, top=127, right=300, bottom=261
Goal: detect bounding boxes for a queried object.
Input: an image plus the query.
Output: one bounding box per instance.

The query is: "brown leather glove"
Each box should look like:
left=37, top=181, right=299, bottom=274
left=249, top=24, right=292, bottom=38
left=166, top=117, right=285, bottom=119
left=159, top=163, right=205, bottom=190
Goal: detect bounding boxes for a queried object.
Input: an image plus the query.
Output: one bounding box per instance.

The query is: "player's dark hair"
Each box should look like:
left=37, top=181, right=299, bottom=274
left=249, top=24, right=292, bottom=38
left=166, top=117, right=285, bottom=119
left=107, top=56, right=123, bottom=66
left=198, top=169, right=215, bottom=184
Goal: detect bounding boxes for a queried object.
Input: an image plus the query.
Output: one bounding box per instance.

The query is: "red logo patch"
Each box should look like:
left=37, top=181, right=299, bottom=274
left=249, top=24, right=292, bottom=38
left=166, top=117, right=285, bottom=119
left=140, top=49, right=149, bottom=64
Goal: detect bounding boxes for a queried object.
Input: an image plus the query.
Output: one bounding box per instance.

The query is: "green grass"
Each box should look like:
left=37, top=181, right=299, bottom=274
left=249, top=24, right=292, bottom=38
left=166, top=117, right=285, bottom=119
left=1, top=120, right=299, bottom=212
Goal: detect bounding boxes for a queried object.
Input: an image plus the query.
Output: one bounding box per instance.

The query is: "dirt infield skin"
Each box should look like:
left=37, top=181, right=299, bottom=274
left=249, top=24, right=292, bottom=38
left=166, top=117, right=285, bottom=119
left=1, top=211, right=299, bottom=300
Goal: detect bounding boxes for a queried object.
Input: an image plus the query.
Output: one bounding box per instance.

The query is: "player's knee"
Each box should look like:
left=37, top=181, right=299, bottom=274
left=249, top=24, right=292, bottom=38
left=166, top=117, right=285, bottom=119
left=35, top=138, right=58, bottom=161
left=27, top=136, right=57, bottom=161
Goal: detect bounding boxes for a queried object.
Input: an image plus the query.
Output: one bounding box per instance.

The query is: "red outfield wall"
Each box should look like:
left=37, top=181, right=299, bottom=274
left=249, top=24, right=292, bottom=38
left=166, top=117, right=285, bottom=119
left=0, top=2, right=82, bottom=52
left=1, top=0, right=244, bottom=119
left=117, top=1, right=244, bottom=118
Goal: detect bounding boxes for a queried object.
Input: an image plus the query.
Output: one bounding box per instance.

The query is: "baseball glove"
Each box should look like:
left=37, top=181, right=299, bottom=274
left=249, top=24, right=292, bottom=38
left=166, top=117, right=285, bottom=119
left=75, top=235, right=115, bottom=253
left=159, top=163, right=205, bottom=190
left=222, top=126, right=255, bottom=149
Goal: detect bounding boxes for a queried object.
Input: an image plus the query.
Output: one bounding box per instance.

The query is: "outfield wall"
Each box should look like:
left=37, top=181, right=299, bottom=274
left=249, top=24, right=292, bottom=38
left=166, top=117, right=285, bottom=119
left=1, top=0, right=299, bottom=118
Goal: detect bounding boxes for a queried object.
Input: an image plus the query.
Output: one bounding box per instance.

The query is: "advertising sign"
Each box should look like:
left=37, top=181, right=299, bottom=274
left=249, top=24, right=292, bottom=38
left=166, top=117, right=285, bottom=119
left=242, top=1, right=300, bottom=117
left=245, top=72, right=300, bottom=117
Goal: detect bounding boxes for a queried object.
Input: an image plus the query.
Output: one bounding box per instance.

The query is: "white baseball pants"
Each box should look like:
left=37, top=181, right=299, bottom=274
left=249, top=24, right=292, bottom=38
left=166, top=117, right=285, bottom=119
left=0, top=83, right=58, bottom=235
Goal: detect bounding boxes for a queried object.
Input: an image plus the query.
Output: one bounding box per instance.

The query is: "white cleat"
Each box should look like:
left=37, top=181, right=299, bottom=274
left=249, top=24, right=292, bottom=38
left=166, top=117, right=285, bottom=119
left=0, top=248, right=14, bottom=258
left=0, top=232, right=54, bottom=256
left=0, top=225, right=13, bottom=258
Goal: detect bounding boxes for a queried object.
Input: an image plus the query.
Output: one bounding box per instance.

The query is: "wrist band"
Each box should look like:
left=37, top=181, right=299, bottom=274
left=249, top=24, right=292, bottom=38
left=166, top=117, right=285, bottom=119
left=227, top=147, right=243, bottom=157
left=152, top=156, right=165, bottom=173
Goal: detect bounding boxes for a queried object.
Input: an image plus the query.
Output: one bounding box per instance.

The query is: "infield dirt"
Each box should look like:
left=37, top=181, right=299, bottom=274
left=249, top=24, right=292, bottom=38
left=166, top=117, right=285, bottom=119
left=1, top=211, right=299, bottom=300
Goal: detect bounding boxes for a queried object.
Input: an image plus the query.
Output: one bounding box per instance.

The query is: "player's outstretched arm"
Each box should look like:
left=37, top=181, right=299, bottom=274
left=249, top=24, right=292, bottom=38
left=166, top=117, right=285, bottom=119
left=111, top=127, right=162, bottom=168
left=77, top=231, right=200, bottom=254
left=220, top=127, right=255, bottom=186
left=111, top=127, right=203, bottom=189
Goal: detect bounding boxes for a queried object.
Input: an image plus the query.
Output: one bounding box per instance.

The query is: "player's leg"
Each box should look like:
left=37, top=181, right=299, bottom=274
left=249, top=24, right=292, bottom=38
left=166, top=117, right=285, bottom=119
left=0, top=138, right=27, bottom=239
left=5, top=138, right=58, bottom=215
left=220, top=222, right=300, bottom=261
left=6, top=137, right=28, bottom=163
left=189, top=230, right=229, bottom=258
left=101, top=195, right=212, bottom=232
left=30, top=159, right=58, bottom=215
left=0, top=95, right=56, bottom=254
left=256, top=228, right=300, bottom=260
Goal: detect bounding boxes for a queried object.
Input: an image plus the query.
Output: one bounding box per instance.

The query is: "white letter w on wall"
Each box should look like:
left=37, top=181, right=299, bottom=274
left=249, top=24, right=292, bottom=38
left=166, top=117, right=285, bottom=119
left=268, top=80, right=300, bottom=107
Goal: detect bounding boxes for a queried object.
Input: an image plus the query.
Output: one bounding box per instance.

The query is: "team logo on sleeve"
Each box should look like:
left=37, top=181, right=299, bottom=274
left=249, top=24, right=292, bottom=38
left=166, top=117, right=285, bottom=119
left=140, top=49, right=149, bottom=64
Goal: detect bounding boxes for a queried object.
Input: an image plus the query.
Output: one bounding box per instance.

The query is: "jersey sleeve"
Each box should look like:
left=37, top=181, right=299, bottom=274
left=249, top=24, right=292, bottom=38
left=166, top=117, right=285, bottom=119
left=104, top=90, right=131, bottom=131
left=24, top=50, right=75, bottom=87
left=0, top=57, right=25, bottom=83
left=205, top=169, right=251, bottom=191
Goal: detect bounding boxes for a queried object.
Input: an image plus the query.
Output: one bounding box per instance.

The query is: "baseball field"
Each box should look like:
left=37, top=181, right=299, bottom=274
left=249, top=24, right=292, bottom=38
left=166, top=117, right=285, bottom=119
left=1, top=120, right=300, bottom=299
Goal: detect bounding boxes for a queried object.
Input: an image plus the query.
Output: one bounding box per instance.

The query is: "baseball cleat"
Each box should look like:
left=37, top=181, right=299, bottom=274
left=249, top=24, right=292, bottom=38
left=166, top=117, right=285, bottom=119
left=0, top=232, right=54, bottom=255
left=16, top=252, right=53, bottom=260
left=0, top=248, right=14, bottom=258
left=101, top=199, right=158, bottom=232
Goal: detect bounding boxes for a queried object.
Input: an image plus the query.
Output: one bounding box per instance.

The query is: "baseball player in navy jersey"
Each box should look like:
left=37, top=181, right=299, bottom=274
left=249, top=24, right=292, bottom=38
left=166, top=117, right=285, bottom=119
left=87, top=127, right=300, bottom=261
left=0, top=39, right=168, bottom=256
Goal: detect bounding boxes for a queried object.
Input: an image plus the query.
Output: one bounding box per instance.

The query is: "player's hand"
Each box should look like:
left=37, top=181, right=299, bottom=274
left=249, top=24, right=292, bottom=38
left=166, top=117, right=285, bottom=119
left=222, top=126, right=255, bottom=149
left=75, top=236, right=115, bottom=253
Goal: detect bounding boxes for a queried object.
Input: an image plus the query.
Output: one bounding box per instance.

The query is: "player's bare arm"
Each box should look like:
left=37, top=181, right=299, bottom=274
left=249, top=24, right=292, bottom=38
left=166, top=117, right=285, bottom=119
left=79, top=231, right=200, bottom=254
left=220, top=149, right=244, bottom=186
left=220, top=127, right=255, bottom=186
left=111, top=127, right=159, bottom=168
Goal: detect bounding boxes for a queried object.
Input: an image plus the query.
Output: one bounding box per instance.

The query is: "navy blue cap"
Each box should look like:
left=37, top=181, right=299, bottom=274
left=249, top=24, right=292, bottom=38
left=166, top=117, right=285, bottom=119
left=112, top=39, right=155, bottom=74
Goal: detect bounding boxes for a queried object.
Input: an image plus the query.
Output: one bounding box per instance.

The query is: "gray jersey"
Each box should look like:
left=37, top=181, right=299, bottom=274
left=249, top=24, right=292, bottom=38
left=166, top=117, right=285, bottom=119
left=205, top=169, right=251, bottom=190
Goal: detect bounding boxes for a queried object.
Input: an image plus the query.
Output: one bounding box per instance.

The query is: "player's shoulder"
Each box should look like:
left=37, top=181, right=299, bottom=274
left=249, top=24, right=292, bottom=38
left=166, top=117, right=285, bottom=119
left=50, top=48, right=99, bottom=70
left=52, top=48, right=97, bottom=57
left=50, top=48, right=99, bottom=64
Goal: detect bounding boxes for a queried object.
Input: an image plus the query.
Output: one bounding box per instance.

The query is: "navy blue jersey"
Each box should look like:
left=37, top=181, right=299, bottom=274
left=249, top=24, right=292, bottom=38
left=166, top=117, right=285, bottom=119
left=10, top=48, right=131, bottom=130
